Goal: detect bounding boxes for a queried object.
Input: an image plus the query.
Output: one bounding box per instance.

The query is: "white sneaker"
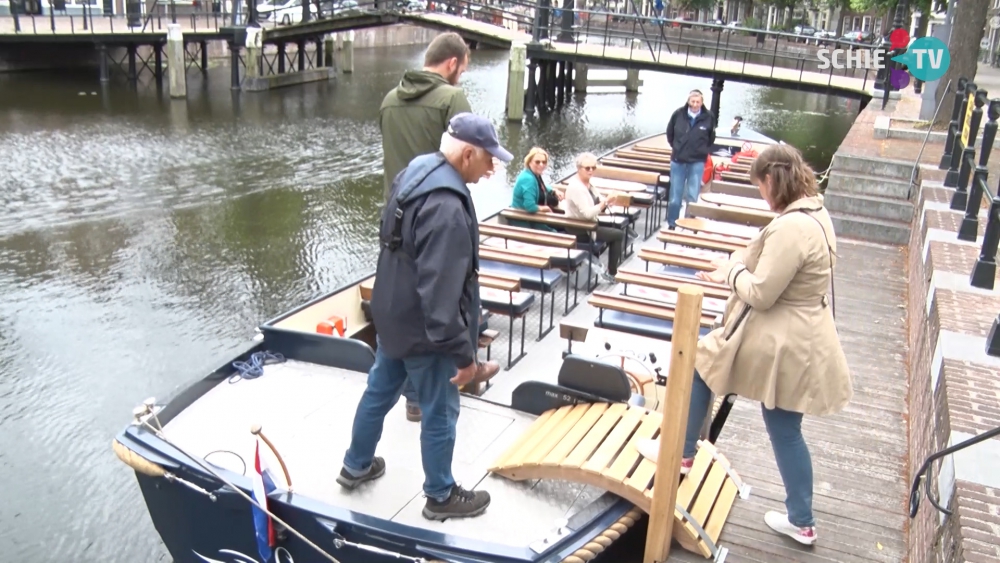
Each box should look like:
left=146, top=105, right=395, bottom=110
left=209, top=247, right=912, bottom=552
left=764, top=511, right=817, bottom=546
left=636, top=438, right=693, bottom=475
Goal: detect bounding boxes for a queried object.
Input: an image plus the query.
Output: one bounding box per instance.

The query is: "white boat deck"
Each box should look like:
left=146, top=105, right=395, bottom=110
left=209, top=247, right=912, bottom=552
left=161, top=358, right=615, bottom=550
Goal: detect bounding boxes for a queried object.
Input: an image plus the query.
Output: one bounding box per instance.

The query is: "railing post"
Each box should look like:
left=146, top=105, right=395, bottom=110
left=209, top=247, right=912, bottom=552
left=942, top=77, right=969, bottom=169
left=946, top=81, right=976, bottom=190
left=961, top=97, right=999, bottom=241
left=988, top=309, right=1000, bottom=356
left=952, top=87, right=987, bottom=212
left=971, top=195, right=1000, bottom=289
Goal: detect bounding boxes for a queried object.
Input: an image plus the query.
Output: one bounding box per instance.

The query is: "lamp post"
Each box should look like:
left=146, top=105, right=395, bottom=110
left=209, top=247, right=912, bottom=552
left=881, top=0, right=911, bottom=109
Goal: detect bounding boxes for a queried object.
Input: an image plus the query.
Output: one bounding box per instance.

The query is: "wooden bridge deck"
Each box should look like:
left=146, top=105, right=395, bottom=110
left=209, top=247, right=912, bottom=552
left=664, top=239, right=909, bottom=563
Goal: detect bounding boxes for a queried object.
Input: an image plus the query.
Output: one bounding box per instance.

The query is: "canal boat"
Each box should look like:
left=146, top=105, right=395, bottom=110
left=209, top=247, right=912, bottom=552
left=113, top=127, right=777, bottom=563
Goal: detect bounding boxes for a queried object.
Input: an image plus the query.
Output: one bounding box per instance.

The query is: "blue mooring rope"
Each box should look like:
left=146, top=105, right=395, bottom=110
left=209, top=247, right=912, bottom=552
left=229, top=351, right=286, bottom=384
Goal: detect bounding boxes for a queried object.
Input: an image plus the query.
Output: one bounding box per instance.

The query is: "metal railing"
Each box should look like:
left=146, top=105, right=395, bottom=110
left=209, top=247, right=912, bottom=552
left=3, top=0, right=887, bottom=93
left=934, top=77, right=1000, bottom=357
left=517, top=2, right=880, bottom=91
left=909, top=424, right=1000, bottom=518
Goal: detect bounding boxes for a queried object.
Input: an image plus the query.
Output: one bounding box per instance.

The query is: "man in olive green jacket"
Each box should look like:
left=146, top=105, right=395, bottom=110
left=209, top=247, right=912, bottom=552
left=379, top=32, right=500, bottom=424
left=381, top=32, right=473, bottom=200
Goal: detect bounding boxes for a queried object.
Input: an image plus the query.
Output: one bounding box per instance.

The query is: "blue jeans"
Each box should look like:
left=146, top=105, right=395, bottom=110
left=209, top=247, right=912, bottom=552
left=684, top=371, right=815, bottom=528
left=667, top=160, right=706, bottom=227
left=343, top=338, right=460, bottom=501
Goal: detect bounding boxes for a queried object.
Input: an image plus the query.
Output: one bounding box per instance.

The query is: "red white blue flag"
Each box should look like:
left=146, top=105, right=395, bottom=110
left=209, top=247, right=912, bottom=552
left=251, top=440, right=277, bottom=563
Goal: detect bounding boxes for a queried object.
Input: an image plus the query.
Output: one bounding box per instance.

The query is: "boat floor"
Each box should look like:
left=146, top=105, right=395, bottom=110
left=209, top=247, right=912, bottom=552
left=162, top=358, right=614, bottom=550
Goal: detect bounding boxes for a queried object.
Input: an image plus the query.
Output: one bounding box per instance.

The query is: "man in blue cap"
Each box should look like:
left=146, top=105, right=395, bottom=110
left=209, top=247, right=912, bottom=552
left=337, top=113, right=512, bottom=521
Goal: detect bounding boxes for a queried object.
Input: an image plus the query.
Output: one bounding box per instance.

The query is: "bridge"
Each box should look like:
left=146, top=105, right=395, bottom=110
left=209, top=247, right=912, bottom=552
left=1, top=0, right=884, bottom=118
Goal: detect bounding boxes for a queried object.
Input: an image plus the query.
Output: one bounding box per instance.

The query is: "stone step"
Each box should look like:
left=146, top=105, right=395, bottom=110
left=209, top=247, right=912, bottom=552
left=830, top=153, right=915, bottom=181
left=825, top=191, right=915, bottom=223
left=825, top=171, right=914, bottom=200
left=829, top=214, right=911, bottom=246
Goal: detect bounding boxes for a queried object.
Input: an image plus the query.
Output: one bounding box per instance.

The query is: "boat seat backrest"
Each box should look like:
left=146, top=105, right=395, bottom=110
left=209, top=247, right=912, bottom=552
left=557, top=354, right=632, bottom=404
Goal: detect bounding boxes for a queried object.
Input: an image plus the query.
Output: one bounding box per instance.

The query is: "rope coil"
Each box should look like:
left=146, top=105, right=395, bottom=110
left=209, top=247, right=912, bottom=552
left=559, top=506, right=644, bottom=563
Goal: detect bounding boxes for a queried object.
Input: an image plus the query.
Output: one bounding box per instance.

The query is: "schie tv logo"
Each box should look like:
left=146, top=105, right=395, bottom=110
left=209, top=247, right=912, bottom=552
left=816, top=29, right=951, bottom=88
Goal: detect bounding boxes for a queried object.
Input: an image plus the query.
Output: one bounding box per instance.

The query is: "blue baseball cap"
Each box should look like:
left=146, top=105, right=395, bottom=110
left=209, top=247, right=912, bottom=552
left=446, top=113, right=513, bottom=163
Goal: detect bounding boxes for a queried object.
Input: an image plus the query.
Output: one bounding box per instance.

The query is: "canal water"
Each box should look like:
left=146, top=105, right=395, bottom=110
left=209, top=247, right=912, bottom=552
left=0, top=43, right=858, bottom=562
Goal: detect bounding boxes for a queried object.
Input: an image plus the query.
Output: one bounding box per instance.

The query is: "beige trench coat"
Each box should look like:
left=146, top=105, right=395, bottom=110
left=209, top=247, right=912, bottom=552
left=693, top=195, right=853, bottom=416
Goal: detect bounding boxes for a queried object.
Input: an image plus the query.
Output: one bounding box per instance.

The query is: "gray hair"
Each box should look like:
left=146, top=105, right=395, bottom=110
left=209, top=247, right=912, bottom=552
left=575, top=152, right=598, bottom=168
left=440, top=132, right=485, bottom=161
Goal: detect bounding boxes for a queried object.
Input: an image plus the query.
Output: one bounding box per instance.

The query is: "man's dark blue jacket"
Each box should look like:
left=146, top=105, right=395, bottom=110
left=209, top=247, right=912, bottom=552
left=371, top=152, right=480, bottom=369
left=666, top=105, right=716, bottom=164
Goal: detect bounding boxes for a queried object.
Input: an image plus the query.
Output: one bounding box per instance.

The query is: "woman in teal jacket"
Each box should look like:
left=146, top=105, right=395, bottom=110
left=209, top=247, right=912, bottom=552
left=510, top=147, right=563, bottom=232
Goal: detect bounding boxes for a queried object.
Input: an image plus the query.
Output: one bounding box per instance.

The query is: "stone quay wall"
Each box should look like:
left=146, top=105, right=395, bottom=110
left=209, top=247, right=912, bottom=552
left=840, top=89, right=1000, bottom=563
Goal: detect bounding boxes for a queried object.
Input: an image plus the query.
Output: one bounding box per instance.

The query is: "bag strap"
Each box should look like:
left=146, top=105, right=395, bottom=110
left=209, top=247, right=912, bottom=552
left=795, top=209, right=836, bottom=319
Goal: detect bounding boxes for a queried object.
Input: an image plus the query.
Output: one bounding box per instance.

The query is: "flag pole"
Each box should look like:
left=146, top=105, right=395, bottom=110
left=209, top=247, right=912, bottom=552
left=252, top=424, right=294, bottom=491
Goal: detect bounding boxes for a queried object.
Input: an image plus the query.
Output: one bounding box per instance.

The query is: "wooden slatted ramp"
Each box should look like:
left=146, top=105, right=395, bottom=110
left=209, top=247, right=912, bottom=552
left=488, top=402, right=750, bottom=560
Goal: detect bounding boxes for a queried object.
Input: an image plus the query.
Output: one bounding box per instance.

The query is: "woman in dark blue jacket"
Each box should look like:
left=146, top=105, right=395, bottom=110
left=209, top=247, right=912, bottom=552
left=509, top=147, right=563, bottom=231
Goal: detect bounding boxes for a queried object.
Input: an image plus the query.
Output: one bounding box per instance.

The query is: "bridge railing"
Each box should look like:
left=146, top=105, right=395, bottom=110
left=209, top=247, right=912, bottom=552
left=519, top=3, right=880, bottom=89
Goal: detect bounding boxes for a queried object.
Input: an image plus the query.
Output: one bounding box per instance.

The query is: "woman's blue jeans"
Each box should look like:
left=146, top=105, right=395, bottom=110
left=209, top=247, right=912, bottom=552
left=685, top=370, right=815, bottom=528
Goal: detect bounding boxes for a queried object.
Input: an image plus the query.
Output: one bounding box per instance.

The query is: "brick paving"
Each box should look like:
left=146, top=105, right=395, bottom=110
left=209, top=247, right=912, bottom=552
left=854, top=69, right=1000, bottom=563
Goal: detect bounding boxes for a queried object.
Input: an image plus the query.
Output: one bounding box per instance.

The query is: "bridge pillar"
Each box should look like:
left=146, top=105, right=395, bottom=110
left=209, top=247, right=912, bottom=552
left=324, top=36, right=335, bottom=68
left=625, top=69, right=640, bottom=93
left=166, top=24, right=186, bottom=98
left=573, top=63, right=588, bottom=94
left=710, top=77, right=724, bottom=124
left=341, top=31, right=355, bottom=74
left=525, top=61, right=538, bottom=116
left=506, top=43, right=527, bottom=121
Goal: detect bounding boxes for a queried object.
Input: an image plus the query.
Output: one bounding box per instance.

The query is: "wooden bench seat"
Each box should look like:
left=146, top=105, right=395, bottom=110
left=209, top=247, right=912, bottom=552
left=477, top=273, right=532, bottom=370
left=479, top=245, right=560, bottom=340
left=588, top=291, right=716, bottom=341
left=480, top=228, right=587, bottom=314
left=601, top=156, right=671, bottom=174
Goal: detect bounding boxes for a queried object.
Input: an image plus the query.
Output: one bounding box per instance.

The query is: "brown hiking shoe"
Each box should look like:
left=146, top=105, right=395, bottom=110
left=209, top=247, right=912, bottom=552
left=473, top=360, right=500, bottom=385
left=406, top=403, right=421, bottom=422
left=423, top=485, right=490, bottom=521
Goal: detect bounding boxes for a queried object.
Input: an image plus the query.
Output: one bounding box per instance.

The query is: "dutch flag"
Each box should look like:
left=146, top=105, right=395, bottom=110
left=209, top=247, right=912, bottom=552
left=251, top=440, right=277, bottom=563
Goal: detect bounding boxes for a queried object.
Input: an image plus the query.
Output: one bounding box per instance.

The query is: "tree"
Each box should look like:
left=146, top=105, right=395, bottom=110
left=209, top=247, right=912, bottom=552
left=933, top=0, right=990, bottom=127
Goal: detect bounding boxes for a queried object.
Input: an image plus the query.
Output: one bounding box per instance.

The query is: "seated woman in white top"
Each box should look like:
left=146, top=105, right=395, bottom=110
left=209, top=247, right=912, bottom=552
left=562, top=152, right=625, bottom=278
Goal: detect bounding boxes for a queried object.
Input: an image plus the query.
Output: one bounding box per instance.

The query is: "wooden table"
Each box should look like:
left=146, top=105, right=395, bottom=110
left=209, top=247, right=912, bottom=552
left=675, top=218, right=760, bottom=239
left=700, top=192, right=771, bottom=212
left=590, top=177, right=649, bottom=193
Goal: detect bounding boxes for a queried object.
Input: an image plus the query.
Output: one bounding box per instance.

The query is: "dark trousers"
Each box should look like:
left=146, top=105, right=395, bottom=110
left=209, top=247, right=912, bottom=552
left=595, top=226, right=624, bottom=275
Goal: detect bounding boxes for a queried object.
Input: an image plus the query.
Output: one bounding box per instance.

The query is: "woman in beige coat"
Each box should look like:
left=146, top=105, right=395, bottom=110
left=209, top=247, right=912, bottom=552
left=639, top=144, right=852, bottom=546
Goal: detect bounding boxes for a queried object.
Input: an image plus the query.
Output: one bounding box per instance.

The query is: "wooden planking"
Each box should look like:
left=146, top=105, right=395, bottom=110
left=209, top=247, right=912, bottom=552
left=479, top=223, right=578, bottom=249
left=637, top=248, right=716, bottom=271
left=675, top=217, right=761, bottom=239
left=657, top=230, right=748, bottom=253
left=479, top=245, right=551, bottom=269
left=701, top=192, right=773, bottom=212
left=479, top=273, right=521, bottom=293
left=587, top=291, right=718, bottom=327
left=685, top=202, right=775, bottom=228
left=616, top=269, right=731, bottom=300
left=500, top=208, right=598, bottom=232
left=540, top=403, right=610, bottom=467
left=602, top=411, right=661, bottom=482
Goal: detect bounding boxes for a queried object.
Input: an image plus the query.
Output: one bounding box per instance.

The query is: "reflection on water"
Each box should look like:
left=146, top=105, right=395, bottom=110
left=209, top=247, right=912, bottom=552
left=0, top=43, right=857, bottom=561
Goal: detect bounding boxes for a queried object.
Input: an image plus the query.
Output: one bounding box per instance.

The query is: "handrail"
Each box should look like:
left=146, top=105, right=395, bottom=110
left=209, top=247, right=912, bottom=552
left=910, top=79, right=952, bottom=200
left=909, top=425, right=1000, bottom=517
